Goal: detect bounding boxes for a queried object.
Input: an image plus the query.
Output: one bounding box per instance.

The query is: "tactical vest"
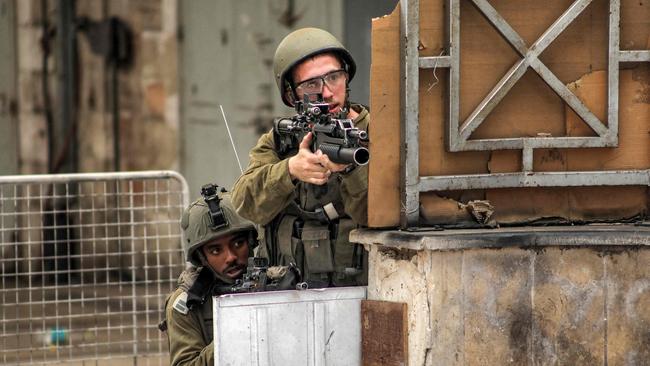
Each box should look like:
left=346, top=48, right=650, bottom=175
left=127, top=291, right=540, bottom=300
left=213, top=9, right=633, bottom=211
left=262, top=168, right=367, bottom=288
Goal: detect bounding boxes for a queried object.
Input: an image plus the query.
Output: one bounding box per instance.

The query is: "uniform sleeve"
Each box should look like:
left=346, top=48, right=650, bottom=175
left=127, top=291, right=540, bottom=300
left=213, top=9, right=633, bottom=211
left=231, top=130, right=298, bottom=225
left=232, top=110, right=370, bottom=227
left=166, top=290, right=214, bottom=366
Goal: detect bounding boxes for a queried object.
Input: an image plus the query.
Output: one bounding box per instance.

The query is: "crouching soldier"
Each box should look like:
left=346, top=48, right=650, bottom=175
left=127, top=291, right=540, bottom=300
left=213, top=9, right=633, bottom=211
left=160, top=186, right=262, bottom=365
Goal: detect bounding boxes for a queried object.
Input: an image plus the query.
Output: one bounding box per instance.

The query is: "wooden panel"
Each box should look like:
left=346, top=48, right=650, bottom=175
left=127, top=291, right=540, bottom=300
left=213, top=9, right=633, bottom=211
left=361, top=300, right=408, bottom=366
left=488, top=67, right=650, bottom=223
left=368, top=0, right=650, bottom=227
left=368, top=5, right=401, bottom=227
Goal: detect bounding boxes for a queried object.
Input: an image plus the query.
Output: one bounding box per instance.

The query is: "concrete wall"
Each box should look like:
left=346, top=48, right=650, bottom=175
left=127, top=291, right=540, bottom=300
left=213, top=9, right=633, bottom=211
left=13, top=0, right=179, bottom=175
left=8, top=0, right=399, bottom=191
left=8, top=0, right=180, bottom=281
left=178, top=0, right=399, bottom=194
left=15, top=0, right=49, bottom=174
left=352, top=227, right=650, bottom=366
left=0, top=0, right=18, bottom=175
left=178, top=0, right=344, bottom=195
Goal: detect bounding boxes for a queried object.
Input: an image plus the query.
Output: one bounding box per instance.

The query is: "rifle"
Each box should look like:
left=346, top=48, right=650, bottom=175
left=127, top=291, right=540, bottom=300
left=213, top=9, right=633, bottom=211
left=274, top=94, right=370, bottom=166
left=217, top=257, right=307, bottom=294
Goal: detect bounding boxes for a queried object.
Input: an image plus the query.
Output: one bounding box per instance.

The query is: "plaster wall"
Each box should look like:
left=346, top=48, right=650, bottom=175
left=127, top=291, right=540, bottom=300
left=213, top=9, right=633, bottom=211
left=360, top=228, right=650, bottom=365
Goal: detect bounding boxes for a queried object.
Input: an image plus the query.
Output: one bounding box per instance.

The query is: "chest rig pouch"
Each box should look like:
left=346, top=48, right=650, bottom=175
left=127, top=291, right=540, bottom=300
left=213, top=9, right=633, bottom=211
left=267, top=177, right=364, bottom=288
left=301, top=221, right=334, bottom=273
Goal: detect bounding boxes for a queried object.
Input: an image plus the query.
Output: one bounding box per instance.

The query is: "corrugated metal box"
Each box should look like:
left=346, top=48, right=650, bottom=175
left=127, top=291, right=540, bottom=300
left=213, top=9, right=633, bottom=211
left=213, top=286, right=367, bottom=366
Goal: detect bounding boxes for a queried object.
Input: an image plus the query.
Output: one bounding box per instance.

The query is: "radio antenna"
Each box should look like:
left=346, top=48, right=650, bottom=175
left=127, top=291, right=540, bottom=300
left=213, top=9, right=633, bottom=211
left=220, top=105, right=244, bottom=174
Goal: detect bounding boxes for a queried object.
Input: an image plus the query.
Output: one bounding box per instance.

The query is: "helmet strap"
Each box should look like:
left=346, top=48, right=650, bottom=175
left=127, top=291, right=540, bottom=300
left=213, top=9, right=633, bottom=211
left=285, top=83, right=297, bottom=106
left=248, top=230, right=259, bottom=251
left=342, top=83, right=352, bottom=118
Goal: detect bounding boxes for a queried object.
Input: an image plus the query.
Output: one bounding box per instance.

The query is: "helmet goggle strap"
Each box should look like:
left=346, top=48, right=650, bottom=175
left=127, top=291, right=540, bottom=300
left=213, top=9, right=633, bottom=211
left=342, top=83, right=351, bottom=117
left=200, top=183, right=228, bottom=230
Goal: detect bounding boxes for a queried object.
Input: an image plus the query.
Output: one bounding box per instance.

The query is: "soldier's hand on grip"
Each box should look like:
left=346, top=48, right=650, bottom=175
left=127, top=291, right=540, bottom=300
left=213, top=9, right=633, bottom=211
left=288, top=132, right=331, bottom=185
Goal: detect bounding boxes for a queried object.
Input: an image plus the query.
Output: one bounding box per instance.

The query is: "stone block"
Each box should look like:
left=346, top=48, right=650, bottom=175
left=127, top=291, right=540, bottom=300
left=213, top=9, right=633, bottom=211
left=605, top=250, right=650, bottom=365
left=367, top=246, right=431, bottom=366
left=532, top=249, right=605, bottom=365
left=361, top=227, right=650, bottom=365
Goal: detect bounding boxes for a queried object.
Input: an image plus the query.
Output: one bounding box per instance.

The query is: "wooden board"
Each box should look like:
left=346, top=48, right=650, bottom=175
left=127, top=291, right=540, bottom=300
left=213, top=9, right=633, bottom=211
left=361, top=300, right=408, bottom=366
left=368, top=5, right=402, bottom=227
left=368, top=0, right=650, bottom=227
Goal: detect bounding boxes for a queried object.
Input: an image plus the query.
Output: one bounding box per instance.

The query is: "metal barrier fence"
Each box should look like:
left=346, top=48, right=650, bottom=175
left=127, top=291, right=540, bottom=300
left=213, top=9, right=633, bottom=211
left=0, top=171, right=190, bottom=365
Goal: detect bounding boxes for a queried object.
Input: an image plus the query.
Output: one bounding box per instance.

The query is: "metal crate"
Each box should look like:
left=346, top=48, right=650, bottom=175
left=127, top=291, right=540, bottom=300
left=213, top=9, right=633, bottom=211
left=214, top=286, right=367, bottom=366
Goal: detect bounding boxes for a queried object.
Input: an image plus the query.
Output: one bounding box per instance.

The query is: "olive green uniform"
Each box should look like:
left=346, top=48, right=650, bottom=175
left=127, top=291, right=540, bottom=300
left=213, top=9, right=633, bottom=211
left=164, top=267, right=233, bottom=366
left=165, top=287, right=214, bottom=366
left=231, top=105, right=369, bottom=287
left=162, top=194, right=259, bottom=366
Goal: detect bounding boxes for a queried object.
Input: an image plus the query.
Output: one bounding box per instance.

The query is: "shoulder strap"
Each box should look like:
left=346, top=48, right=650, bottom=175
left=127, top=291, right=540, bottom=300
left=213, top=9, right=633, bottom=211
left=185, top=268, right=215, bottom=308
left=196, top=297, right=214, bottom=345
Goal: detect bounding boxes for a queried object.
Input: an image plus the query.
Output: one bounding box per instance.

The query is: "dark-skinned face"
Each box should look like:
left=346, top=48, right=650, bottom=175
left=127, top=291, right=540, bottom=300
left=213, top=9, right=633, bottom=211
left=200, top=232, right=249, bottom=280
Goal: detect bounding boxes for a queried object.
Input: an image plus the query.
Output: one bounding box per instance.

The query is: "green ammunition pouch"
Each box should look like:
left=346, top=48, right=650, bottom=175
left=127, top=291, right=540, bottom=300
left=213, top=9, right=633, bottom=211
left=302, top=221, right=334, bottom=273
left=272, top=214, right=364, bottom=288
left=263, top=151, right=367, bottom=288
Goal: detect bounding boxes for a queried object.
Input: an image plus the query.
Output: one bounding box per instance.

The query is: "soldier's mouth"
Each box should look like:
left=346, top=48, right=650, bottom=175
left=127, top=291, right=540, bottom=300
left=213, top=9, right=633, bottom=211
left=224, top=265, right=246, bottom=278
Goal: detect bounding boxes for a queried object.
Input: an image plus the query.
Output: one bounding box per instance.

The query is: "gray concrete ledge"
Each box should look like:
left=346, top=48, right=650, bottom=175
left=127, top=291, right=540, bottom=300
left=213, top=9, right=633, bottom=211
left=350, top=224, right=650, bottom=251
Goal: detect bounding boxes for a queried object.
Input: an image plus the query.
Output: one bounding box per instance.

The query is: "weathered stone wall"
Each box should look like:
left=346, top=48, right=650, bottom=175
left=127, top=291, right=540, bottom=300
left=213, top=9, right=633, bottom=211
left=355, top=227, right=650, bottom=366
left=12, top=1, right=180, bottom=281
left=16, top=0, right=50, bottom=174
left=15, top=0, right=178, bottom=174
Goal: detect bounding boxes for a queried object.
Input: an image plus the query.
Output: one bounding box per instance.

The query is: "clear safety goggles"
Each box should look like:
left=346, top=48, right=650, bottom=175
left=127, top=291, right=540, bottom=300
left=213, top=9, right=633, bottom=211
left=295, top=69, right=348, bottom=97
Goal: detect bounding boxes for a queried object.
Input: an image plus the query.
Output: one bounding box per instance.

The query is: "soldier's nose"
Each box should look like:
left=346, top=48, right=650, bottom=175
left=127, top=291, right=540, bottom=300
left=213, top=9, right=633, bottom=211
left=221, top=248, right=234, bottom=263
left=322, top=84, right=334, bottom=98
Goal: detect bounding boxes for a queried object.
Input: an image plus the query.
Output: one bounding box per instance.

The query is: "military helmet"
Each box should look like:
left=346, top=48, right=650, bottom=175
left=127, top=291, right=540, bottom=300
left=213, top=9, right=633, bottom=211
left=180, top=191, right=257, bottom=267
left=273, top=27, right=356, bottom=106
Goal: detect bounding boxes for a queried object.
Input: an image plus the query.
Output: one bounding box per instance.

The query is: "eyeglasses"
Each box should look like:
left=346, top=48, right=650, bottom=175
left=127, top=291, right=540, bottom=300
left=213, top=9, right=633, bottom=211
left=294, top=69, right=348, bottom=97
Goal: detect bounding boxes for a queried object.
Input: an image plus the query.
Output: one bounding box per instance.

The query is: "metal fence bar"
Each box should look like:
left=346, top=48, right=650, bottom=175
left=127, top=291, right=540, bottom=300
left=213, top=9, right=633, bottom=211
left=458, top=0, right=607, bottom=148
left=448, top=0, right=461, bottom=152
left=608, top=0, right=621, bottom=145
left=419, top=55, right=451, bottom=68
left=0, top=170, right=189, bottom=365
left=461, top=136, right=612, bottom=150
left=400, top=0, right=422, bottom=227
left=620, top=50, right=650, bottom=62
left=420, top=170, right=650, bottom=191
